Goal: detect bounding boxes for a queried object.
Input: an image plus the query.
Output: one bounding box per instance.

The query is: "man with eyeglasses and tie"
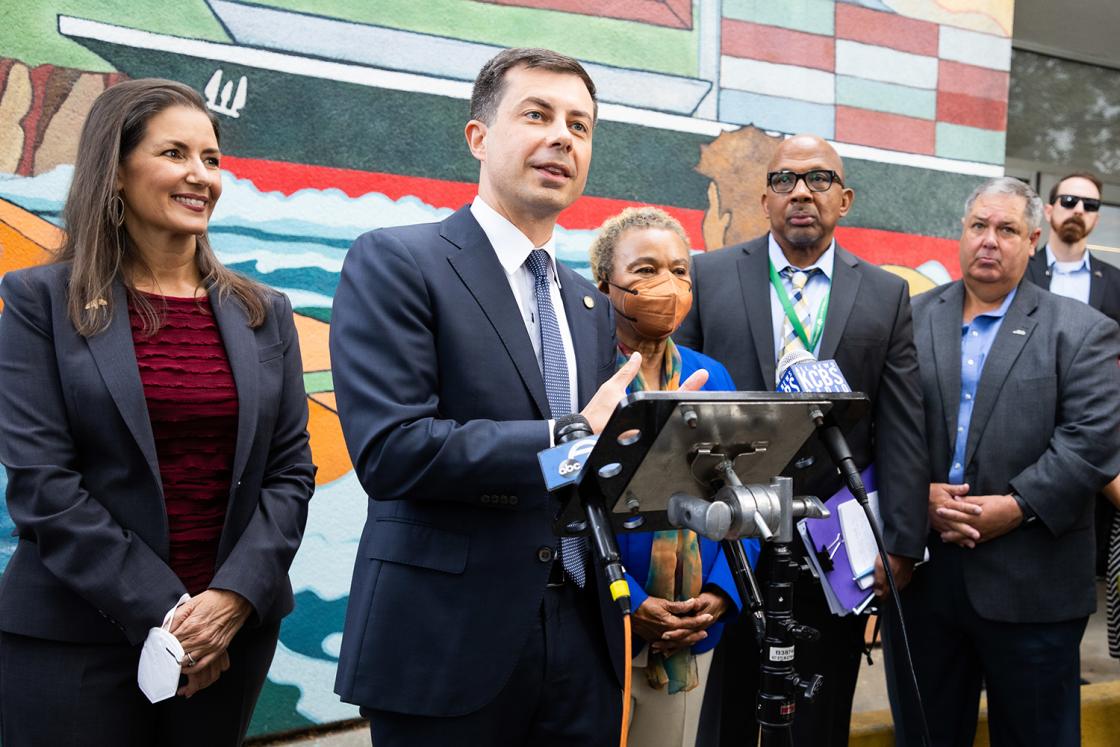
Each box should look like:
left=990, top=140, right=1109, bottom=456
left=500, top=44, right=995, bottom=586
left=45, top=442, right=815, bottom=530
left=1024, top=173, right=1120, bottom=587
left=677, top=134, right=927, bottom=747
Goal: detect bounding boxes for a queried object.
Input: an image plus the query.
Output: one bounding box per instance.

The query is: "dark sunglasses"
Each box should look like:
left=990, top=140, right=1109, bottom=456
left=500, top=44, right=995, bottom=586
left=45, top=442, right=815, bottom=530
left=1056, top=194, right=1101, bottom=212
left=767, top=169, right=843, bottom=194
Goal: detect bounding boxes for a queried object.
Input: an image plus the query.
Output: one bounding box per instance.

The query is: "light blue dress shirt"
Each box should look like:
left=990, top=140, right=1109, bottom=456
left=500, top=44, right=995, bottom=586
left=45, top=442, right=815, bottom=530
left=1044, top=244, right=1092, bottom=305
left=767, top=234, right=835, bottom=363
left=949, top=288, right=1017, bottom=484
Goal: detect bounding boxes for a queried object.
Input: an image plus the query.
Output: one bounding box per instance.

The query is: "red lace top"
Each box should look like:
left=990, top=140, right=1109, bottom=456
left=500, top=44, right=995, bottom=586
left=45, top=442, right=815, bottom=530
left=129, top=292, right=238, bottom=595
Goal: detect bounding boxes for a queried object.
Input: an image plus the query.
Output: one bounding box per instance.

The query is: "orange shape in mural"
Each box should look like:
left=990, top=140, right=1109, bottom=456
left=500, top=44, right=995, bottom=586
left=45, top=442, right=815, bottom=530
left=0, top=197, right=61, bottom=311
left=0, top=196, right=351, bottom=485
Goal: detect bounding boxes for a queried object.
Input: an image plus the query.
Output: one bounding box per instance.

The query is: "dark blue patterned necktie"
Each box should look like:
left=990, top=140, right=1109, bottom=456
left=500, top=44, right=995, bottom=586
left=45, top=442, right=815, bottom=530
left=525, top=249, right=587, bottom=587
left=778, top=266, right=822, bottom=362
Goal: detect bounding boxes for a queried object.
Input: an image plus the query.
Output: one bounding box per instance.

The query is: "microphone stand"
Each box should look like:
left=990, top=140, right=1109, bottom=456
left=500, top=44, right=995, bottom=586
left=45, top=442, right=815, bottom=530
left=716, top=465, right=823, bottom=747
left=672, top=463, right=827, bottom=746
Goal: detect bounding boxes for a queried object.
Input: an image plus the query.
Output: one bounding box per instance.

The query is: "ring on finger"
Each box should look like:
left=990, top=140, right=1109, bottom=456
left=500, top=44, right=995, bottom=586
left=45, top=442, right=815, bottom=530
left=184, top=651, right=196, bottom=667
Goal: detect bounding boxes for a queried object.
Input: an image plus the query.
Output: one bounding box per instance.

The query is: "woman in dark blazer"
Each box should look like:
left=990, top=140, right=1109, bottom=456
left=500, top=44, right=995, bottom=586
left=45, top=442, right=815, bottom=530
left=0, top=79, right=315, bottom=746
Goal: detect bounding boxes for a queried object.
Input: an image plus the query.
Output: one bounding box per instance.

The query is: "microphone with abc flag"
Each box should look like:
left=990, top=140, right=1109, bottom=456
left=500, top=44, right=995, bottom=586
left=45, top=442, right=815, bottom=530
left=537, top=427, right=631, bottom=616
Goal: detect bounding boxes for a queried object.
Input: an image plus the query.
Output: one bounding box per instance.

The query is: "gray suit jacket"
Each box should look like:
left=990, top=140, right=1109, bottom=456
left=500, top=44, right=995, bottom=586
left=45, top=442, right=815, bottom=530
left=675, top=234, right=929, bottom=559
left=912, top=279, right=1120, bottom=622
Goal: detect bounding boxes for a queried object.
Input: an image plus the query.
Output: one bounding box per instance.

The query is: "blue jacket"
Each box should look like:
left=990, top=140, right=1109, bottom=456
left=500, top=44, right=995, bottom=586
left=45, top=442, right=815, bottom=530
left=616, top=343, right=760, bottom=654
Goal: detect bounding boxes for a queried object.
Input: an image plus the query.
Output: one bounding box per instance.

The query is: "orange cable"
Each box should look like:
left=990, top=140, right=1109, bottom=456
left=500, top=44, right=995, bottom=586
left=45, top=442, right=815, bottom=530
left=620, top=613, right=632, bottom=747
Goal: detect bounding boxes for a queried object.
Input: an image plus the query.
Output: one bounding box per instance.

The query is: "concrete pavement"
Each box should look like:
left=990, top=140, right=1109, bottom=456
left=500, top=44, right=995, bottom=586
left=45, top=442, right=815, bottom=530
left=250, top=581, right=1120, bottom=746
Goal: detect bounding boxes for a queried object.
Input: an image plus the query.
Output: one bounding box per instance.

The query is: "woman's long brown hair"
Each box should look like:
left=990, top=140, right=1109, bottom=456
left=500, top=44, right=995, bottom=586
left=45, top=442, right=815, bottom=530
left=56, top=78, right=270, bottom=336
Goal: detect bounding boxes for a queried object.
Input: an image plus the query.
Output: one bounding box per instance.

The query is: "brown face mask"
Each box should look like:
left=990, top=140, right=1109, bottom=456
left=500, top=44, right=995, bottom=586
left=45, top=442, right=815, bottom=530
left=608, top=273, right=693, bottom=340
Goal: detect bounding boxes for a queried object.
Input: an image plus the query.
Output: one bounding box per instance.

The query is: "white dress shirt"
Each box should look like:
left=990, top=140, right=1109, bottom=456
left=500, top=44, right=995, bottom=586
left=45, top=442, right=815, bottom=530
left=470, top=196, right=579, bottom=416
left=768, top=234, right=836, bottom=364
left=1044, top=244, right=1092, bottom=305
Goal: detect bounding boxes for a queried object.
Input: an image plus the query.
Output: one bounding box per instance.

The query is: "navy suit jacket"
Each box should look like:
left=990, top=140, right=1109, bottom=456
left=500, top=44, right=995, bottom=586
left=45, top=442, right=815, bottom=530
left=0, top=263, right=315, bottom=645
left=331, top=206, right=621, bottom=716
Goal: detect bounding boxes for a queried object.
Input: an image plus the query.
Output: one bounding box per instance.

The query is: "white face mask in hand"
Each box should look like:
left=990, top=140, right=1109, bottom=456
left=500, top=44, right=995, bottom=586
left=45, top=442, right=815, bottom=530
left=137, top=593, right=190, bottom=703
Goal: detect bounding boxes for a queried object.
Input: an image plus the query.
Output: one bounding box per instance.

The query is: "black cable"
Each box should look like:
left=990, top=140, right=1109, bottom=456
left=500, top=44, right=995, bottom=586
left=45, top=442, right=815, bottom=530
left=842, top=468, right=932, bottom=747
left=721, top=538, right=767, bottom=647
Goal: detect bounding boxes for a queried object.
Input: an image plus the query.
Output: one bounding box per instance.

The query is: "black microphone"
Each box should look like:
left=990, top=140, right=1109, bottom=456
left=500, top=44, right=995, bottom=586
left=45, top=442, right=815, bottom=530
left=555, top=417, right=631, bottom=616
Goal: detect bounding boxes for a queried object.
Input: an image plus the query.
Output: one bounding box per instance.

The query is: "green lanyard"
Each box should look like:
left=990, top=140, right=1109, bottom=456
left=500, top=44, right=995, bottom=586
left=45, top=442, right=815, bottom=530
left=769, top=260, right=830, bottom=352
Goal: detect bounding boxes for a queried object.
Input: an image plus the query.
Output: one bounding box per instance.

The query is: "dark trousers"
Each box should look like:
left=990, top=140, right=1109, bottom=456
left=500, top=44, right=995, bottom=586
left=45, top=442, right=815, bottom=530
left=699, top=545, right=866, bottom=747
left=366, top=578, right=622, bottom=747
left=883, top=546, right=1087, bottom=747
left=0, top=620, right=280, bottom=747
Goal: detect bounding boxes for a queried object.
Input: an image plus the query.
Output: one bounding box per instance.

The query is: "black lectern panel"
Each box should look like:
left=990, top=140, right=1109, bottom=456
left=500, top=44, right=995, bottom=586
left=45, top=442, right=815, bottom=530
left=555, top=391, right=868, bottom=535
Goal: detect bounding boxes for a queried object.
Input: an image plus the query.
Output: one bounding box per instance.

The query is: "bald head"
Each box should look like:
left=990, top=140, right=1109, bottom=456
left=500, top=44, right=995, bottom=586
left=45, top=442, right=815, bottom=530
left=762, top=133, right=853, bottom=265
left=767, top=134, right=845, bottom=180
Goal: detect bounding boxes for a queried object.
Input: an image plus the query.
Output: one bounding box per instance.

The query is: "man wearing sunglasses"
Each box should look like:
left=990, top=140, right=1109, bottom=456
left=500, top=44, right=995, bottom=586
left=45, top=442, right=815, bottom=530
left=1027, top=172, right=1115, bottom=315
left=1025, top=172, right=1120, bottom=582
left=677, top=134, right=927, bottom=747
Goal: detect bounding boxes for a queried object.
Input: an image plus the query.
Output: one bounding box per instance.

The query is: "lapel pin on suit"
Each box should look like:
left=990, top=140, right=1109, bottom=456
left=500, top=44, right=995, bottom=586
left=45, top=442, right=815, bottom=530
left=582, top=295, right=595, bottom=309
left=83, top=298, right=108, bottom=310
left=1012, top=329, right=1027, bottom=335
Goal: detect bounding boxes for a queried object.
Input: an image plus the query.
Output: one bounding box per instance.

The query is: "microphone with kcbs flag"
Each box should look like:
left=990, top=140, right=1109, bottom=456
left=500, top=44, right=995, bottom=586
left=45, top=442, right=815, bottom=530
left=775, top=349, right=863, bottom=499
left=775, top=349, right=851, bottom=394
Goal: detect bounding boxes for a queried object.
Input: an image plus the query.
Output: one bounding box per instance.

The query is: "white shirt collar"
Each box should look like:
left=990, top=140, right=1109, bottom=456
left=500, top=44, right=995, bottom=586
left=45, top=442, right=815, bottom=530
left=767, top=233, right=836, bottom=280
left=470, top=196, right=560, bottom=281
left=1044, top=244, right=1090, bottom=272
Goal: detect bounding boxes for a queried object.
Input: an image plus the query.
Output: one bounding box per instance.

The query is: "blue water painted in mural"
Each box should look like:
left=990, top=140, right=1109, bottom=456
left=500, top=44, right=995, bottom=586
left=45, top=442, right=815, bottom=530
left=0, top=167, right=596, bottom=306
left=0, top=468, right=12, bottom=574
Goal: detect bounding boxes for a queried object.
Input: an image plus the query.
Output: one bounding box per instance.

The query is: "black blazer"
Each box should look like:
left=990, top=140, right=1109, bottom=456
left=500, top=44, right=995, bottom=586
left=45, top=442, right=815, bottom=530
left=0, top=263, right=315, bottom=645
left=1025, top=246, right=1120, bottom=325
left=330, top=207, right=621, bottom=716
left=912, top=280, right=1120, bottom=621
left=675, top=235, right=929, bottom=559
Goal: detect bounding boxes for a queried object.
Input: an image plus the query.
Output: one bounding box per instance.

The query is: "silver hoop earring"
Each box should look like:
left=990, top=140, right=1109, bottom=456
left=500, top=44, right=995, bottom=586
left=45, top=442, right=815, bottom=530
left=110, top=194, right=125, bottom=227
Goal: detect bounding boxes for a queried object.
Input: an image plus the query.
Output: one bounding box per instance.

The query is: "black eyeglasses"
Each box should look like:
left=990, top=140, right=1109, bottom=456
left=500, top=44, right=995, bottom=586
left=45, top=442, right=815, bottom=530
left=767, top=170, right=843, bottom=194
left=1056, top=194, right=1101, bottom=212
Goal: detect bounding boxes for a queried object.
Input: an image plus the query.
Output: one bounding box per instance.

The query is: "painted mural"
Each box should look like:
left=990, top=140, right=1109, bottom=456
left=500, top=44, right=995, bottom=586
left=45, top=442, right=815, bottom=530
left=0, top=0, right=1014, bottom=737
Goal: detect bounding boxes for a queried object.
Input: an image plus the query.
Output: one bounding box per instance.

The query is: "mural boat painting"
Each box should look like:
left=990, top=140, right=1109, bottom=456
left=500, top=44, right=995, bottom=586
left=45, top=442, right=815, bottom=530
left=57, top=14, right=725, bottom=220
left=207, top=0, right=715, bottom=117
left=0, top=196, right=349, bottom=486
left=57, top=13, right=993, bottom=247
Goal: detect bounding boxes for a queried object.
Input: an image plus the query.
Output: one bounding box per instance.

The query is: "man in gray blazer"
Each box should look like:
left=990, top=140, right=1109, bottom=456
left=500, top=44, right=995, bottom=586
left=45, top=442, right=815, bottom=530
left=1024, top=172, right=1120, bottom=576
left=887, top=177, right=1120, bottom=746
left=677, top=134, right=928, bottom=747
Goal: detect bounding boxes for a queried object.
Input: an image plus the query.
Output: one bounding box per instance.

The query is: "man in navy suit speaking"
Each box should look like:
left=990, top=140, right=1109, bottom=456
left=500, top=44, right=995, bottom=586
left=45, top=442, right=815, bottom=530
left=331, top=48, right=705, bottom=746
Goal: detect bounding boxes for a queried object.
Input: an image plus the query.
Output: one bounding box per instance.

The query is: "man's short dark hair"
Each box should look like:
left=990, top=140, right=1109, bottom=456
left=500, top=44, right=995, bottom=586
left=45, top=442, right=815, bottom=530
left=1049, top=172, right=1104, bottom=203
left=470, top=47, right=597, bottom=125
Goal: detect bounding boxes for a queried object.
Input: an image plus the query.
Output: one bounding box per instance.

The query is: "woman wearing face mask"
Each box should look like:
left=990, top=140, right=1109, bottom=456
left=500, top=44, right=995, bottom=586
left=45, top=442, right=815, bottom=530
left=589, top=207, right=759, bottom=747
